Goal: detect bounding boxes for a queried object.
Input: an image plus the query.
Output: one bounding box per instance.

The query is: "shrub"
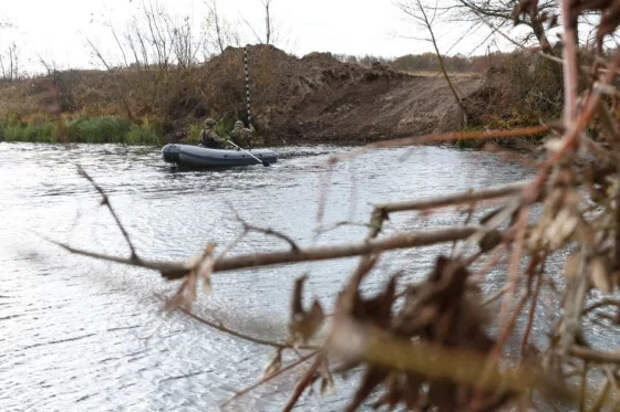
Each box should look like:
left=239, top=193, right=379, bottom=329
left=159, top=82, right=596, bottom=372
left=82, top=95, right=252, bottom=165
left=124, top=124, right=162, bottom=145
left=184, top=123, right=202, bottom=144
left=0, top=121, right=58, bottom=143
left=66, top=116, right=133, bottom=143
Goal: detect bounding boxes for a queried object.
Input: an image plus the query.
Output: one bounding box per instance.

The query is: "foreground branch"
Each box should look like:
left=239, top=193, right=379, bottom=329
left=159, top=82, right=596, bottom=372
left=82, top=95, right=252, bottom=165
left=570, top=345, right=620, bottom=365
left=50, top=226, right=481, bottom=279
left=374, top=180, right=528, bottom=214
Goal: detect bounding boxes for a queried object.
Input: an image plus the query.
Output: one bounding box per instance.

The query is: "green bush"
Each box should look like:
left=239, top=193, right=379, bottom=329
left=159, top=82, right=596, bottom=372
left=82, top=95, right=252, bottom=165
left=184, top=123, right=202, bottom=144
left=66, top=116, right=133, bottom=143
left=124, top=124, right=162, bottom=145
left=0, top=116, right=164, bottom=145
left=0, top=121, right=58, bottom=143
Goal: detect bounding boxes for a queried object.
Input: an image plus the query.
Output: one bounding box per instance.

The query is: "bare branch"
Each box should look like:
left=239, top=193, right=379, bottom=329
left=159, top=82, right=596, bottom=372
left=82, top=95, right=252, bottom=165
left=570, top=346, right=620, bottom=365
left=77, top=166, right=138, bottom=260
left=222, top=350, right=320, bottom=407
left=229, top=203, right=300, bottom=252
left=160, top=295, right=319, bottom=350
left=51, top=226, right=481, bottom=278
left=374, top=180, right=528, bottom=214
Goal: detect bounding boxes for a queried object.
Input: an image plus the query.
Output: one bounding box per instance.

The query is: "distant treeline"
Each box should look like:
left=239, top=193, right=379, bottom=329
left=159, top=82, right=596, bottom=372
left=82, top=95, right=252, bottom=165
left=334, top=52, right=532, bottom=73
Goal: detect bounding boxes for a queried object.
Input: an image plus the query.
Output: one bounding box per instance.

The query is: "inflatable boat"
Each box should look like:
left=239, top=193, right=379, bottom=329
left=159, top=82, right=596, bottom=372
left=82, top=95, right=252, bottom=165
left=162, top=144, right=278, bottom=168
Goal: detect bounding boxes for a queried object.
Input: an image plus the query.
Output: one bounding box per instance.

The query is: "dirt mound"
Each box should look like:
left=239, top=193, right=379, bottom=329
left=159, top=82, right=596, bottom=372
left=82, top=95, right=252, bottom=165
left=0, top=44, right=483, bottom=144
left=198, top=45, right=482, bottom=144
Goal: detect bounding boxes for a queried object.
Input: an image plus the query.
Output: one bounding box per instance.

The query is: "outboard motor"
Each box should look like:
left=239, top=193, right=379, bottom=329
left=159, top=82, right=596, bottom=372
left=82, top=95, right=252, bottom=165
left=162, top=144, right=180, bottom=163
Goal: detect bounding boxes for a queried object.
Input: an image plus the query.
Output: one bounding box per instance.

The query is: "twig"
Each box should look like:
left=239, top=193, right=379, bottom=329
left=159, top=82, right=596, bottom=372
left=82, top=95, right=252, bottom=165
left=77, top=165, right=138, bottom=260
left=374, top=180, right=528, bottom=214
left=283, top=354, right=323, bottom=412
left=161, top=296, right=319, bottom=351
left=561, top=0, right=578, bottom=124
left=570, top=346, right=620, bottom=365
left=558, top=246, right=590, bottom=356
left=580, top=361, right=588, bottom=412
left=522, top=56, right=620, bottom=205
left=229, top=203, right=300, bottom=252
left=314, top=221, right=371, bottom=238
left=481, top=284, right=509, bottom=306
left=583, top=298, right=620, bottom=315
left=590, top=375, right=611, bottom=412
left=498, top=207, right=530, bottom=331
left=222, top=350, right=320, bottom=407
left=522, top=263, right=545, bottom=355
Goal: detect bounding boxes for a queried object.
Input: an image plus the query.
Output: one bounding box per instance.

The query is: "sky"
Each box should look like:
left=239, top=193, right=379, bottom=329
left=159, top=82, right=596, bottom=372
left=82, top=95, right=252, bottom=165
left=0, top=0, right=506, bottom=73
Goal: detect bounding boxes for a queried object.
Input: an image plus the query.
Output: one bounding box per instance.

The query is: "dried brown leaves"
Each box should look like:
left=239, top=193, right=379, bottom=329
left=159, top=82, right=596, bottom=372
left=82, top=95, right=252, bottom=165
left=324, top=256, right=522, bottom=411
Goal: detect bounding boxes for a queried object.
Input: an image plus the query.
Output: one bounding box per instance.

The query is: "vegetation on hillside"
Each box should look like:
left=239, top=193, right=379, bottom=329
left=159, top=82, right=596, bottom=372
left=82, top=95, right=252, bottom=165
left=2, top=0, right=613, bottom=146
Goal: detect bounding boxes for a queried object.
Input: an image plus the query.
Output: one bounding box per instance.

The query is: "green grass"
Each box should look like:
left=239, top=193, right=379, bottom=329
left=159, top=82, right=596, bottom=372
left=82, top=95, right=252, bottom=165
left=0, top=121, right=59, bottom=143
left=0, top=116, right=164, bottom=145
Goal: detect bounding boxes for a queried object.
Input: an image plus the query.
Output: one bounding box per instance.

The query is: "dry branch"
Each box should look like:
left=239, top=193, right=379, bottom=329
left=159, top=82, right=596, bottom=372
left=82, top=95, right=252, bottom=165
left=51, top=226, right=481, bottom=279
left=374, top=180, right=528, bottom=214
left=77, top=166, right=138, bottom=260
left=570, top=346, right=620, bottom=365
left=223, top=350, right=320, bottom=407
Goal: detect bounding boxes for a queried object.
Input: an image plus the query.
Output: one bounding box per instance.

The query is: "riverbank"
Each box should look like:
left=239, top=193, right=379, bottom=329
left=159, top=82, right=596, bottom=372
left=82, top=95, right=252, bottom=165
left=0, top=45, right=559, bottom=146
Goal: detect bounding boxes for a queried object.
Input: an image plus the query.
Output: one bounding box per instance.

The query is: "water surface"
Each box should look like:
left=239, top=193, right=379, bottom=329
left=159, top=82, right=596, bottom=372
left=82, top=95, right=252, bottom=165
left=1, top=142, right=543, bottom=410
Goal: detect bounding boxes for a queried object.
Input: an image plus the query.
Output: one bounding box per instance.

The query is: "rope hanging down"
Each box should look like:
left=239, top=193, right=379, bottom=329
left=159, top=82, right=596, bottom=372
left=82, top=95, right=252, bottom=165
left=243, top=46, right=252, bottom=125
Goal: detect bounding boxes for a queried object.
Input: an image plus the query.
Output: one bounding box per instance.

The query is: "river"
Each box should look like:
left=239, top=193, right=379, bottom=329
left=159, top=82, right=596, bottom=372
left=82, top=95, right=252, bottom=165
left=0, top=142, right=550, bottom=410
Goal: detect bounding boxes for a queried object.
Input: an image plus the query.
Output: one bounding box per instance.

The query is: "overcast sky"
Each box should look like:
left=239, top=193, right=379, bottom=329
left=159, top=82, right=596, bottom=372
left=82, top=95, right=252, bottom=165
left=0, top=0, right=506, bottom=73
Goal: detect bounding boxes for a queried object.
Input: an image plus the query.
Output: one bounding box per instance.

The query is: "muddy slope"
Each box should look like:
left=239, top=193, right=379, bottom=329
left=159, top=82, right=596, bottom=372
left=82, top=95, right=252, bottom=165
left=201, top=45, right=482, bottom=144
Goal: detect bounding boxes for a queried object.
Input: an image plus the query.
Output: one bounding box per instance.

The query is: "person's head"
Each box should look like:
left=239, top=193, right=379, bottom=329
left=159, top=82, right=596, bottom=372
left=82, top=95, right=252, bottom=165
left=204, top=118, right=216, bottom=128
left=234, top=120, right=244, bottom=129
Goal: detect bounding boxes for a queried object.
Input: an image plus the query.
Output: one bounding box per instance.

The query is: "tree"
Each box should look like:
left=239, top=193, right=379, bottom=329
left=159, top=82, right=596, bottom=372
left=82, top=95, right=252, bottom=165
left=205, top=0, right=240, bottom=55
left=242, top=0, right=280, bottom=46
left=397, top=1, right=469, bottom=125
left=451, top=0, right=557, bottom=52
left=0, top=42, right=20, bottom=81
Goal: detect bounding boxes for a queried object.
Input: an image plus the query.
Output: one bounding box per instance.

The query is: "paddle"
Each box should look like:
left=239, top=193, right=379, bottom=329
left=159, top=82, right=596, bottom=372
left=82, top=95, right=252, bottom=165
left=227, top=139, right=270, bottom=167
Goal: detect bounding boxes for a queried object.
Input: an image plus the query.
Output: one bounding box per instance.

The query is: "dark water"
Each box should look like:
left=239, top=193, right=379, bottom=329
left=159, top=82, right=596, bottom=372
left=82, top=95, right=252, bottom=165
left=0, top=142, right=556, bottom=410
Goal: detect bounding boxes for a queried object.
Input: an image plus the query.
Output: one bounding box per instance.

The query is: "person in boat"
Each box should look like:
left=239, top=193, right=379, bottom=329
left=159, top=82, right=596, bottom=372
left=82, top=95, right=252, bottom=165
left=230, top=120, right=260, bottom=148
left=200, top=118, right=235, bottom=149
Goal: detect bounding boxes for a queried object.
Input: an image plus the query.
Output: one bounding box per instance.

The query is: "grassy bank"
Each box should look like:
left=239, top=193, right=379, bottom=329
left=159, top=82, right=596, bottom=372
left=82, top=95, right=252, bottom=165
left=0, top=116, right=164, bottom=145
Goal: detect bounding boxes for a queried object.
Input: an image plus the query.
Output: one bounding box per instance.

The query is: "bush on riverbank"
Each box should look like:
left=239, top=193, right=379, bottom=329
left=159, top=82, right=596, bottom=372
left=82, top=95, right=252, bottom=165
left=0, top=116, right=164, bottom=145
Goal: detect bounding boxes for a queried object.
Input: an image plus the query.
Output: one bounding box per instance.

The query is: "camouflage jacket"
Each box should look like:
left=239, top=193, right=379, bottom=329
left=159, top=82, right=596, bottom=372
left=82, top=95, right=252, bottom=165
left=200, top=128, right=233, bottom=149
left=230, top=124, right=262, bottom=147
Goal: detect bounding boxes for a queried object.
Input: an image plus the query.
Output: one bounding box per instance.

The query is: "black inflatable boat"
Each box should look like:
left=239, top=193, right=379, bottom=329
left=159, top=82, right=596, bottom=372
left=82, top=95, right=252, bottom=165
left=162, top=144, right=278, bottom=168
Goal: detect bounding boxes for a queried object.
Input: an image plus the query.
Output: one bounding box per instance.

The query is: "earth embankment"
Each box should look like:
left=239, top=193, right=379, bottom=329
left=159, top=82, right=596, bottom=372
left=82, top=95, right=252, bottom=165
left=0, top=45, right=484, bottom=144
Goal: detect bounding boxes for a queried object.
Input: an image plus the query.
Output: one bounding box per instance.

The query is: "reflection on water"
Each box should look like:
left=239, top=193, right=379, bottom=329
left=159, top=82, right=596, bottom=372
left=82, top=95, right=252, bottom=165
left=1, top=142, right=540, bottom=410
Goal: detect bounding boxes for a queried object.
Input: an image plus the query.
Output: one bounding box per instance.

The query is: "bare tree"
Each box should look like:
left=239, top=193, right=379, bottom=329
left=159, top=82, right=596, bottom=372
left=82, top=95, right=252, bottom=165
left=0, top=42, right=20, bottom=81
left=262, top=0, right=272, bottom=45
left=205, top=0, right=240, bottom=55
left=398, top=1, right=468, bottom=125
left=241, top=0, right=279, bottom=46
